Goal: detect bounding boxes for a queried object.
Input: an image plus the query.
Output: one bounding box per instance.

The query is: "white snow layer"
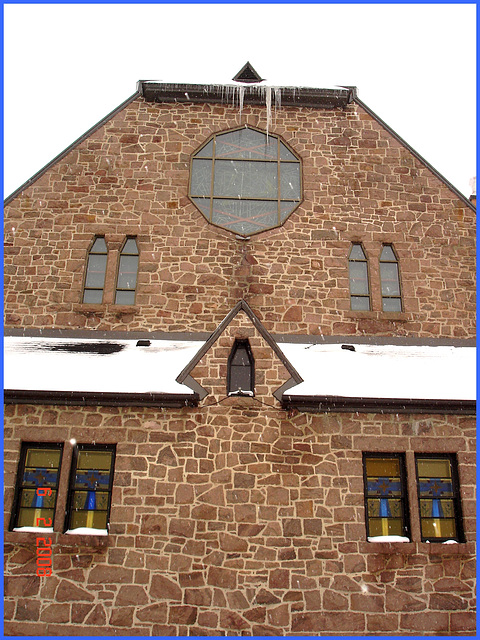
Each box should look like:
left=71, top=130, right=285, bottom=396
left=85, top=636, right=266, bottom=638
left=279, top=343, right=475, bottom=401
left=13, top=526, right=54, bottom=533
left=4, top=337, right=204, bottom=395
left=65, top=528, right=108, bottom=536
left=367, top=536, right=410, bottom=543
left=4, top=337, right=475, bottom=401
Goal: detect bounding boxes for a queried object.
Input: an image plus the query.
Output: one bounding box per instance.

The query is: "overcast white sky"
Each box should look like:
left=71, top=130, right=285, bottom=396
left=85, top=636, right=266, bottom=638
left=4, top=3, right=476, bottom=199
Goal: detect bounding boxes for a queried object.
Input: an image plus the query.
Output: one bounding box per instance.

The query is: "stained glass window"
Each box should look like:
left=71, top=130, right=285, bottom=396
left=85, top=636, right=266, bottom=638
left=415, top=455, right=463, bottom=542
left=66, top=445, right=115, bottom=532
left=380, top=245, right=402, bottom=312
left=364, top=454, right=409, bottom=539
left=189, top=127, right=301, bottom=236
left=115, top=237, right=139, bottom=305
left=227, top=340, right=255, bottom=395
left=10, top=443, right=63, bottom=531
left=349, top=244, right=371, bottom=310
left=83, top=237, right=108, bottom=304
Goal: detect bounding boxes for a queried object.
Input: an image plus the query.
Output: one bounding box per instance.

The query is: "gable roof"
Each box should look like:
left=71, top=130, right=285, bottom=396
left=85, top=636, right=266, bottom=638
left=4, top=82, right=474, bottom=210
left=176, top=299, right=303, bottom=401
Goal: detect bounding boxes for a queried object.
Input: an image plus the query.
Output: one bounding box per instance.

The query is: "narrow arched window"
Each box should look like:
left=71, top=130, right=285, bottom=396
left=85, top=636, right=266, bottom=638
left=348, top=243, right=370, bottom=310
left=83, top=237, right=108, bottom=303
left=227, top=340, right=255, bottom=396
left=380, top=245, right=402, bottom=312
left=115, top=238, right=139, bottom=305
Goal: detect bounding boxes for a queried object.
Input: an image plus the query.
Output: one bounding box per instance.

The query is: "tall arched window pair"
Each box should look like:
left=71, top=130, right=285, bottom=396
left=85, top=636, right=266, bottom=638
left=348, top=244, right=402, bottom=312
left=83, top=236, right=139, bottom=305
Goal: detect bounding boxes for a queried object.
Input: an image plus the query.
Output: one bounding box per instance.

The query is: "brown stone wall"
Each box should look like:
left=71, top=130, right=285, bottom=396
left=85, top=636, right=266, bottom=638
left=4, top=402, right=476, bottom=636
left=4, top=98, right=476, bottom=338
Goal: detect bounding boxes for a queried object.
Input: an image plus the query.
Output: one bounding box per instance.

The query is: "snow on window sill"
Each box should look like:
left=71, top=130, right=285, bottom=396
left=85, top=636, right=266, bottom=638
left=228, top=390, right=254, bottom=397
left=13, top=526, right=54, bottom=533
left=65, top=527, right=108, bottom=536
left=367, top=535, right=410, bottom=543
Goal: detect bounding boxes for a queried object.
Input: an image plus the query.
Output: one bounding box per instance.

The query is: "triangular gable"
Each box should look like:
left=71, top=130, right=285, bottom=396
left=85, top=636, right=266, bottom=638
left=232, top=62, right=264, bottom=84
left=176, top=300, right=302, bottom=402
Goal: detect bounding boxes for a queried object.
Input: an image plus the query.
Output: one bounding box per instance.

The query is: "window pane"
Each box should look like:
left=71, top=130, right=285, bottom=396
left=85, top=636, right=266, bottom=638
left=212, top=199, right=279, bottom=236
left=279, top=142, right=297, bottom=161
left=380, top=245, right=396, bottom=261
left=349, top=262, right=369, bottom=295
left=123, top=238, right=138, bottom=254
left=366, top=458, right=400, bottom=477
left=25, top=448, right=61, bottom=469
left=349, top=244, right=366, bottom=261
left=17, top=508, right=55, bottom=528
left=117, top=255, right=139, bottom=290
left=280, top=163, right=301, bottom=199
left=382, top=298, right=402, bottom=312
left=380, top=262, right=400, bottom=296
left=368, top=517, right=404, bottom=537
left=85, top=254, right=107, bottom=288
left=417, top=459, right=452, bottom=478
left=115, top=290, right=136, bottom=305
left=91, top=237, right=107, bottom=253
left=190, top=159, right=212, bottom=195
left=196, top=139, right=214, bottom=158
left=213, top=160, right=278, bottom=199
left=83, top=289, right=103, bottom=304
left=420, top=518, right=456, bottom=539
left=215, top=129, right=278, bottom=160
left=77, top=450, right=113, bottom=471
left=71, top=510, right=108, bottom=530
left=351, top=296, right=370, bottom=311
left=231, top=344, right=250, bottom=366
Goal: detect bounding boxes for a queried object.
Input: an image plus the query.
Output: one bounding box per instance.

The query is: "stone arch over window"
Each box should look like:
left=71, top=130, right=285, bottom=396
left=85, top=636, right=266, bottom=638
left=189, top=126, right=302, bottom=237
left=379, top=245, right=402, bottom=312
left=82, top=236, right=108, bottom=304
left=227, top=339, right=255, bottom=396
left=348, top=243, right=371, bottom=310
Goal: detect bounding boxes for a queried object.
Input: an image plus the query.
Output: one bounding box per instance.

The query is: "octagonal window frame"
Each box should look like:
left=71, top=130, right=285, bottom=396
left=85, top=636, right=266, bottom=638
left=188, top=126, right=303, bottom=237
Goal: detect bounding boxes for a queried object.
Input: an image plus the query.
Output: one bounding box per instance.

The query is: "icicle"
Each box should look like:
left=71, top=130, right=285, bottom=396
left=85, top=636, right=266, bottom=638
left=265, top=86, right=272, bottom=138
left=238, top=86, right=245, bottom=121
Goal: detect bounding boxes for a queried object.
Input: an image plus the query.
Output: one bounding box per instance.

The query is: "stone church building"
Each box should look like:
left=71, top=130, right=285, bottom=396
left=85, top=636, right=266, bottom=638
left=4, top=64, right=476, bottom=635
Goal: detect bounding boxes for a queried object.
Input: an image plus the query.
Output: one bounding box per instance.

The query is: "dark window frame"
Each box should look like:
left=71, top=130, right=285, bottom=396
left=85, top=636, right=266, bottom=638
left=415, top=453, right=465, bottom=543
left=9, top=442, right=64, bottom=531
left=362, top=452, right=410, bottom=540
left=82, top=236, right=108, bottom=304
left=64, top=443, right=116, bottom=533
left=227, top=339, right=255, bottom=396
left=379, top=244, right=403, bottom=312
left=114, top=236, right=139, bottom=305
left=188, top=125, right=303, bottom=237
left=348, top=243, right=371, bottom=311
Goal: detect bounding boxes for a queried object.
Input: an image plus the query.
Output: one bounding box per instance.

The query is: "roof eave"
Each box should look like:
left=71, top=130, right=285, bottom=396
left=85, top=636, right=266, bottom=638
left=138, top=81, right=354, bottom=109
left=281, top=395, right=476, bottom=415
left=4, top=389, right=199, bottom=408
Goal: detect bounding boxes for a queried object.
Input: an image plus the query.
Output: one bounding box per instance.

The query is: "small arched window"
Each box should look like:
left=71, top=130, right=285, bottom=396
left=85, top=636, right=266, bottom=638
left=227, top=340, right=255, bottom=396
left=83, top=237, right=108, bottom=303
left=348, top=243, right=370, bottom=310
left=379, top=245, right=402, bottom=312
left=115, top=237, right=139, bottom=305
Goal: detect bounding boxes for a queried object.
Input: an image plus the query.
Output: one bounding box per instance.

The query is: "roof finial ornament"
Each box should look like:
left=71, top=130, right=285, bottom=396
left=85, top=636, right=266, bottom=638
left=232, top=62, right=264, bottom=84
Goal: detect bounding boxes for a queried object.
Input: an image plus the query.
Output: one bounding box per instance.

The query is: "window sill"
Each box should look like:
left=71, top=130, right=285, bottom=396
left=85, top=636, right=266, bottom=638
left=358, top=540, right=475, bottom=555
left=4, top=529, right=110, bottom=548
left=344, top=310, right=409, bottom=322
left=73, top=303, right=139, bottom=314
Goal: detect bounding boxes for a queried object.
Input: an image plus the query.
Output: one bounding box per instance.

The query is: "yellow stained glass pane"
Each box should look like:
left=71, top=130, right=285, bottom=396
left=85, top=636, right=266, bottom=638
left=421, top=518, right=456, bottom=539
left=369, top=518, right=403, bottom=537
left=417, top=458, right=451, bottom=478
left=77, top=450, right=112, bottom=471
left=366, top=457, right=400, bottom=477
left=71, top=510, right=108, bottom=530
left=25, top=449, right=61, bottom=469
left=17, top=508, right=54, bottom=528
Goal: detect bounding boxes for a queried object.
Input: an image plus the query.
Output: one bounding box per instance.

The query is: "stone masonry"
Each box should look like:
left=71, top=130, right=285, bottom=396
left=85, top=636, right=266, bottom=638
left=4, top=87, right=476, bottom=635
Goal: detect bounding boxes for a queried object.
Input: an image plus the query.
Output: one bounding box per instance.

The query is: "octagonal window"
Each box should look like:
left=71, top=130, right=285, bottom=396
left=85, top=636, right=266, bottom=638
left=189, top=127, right=302, bottom=236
